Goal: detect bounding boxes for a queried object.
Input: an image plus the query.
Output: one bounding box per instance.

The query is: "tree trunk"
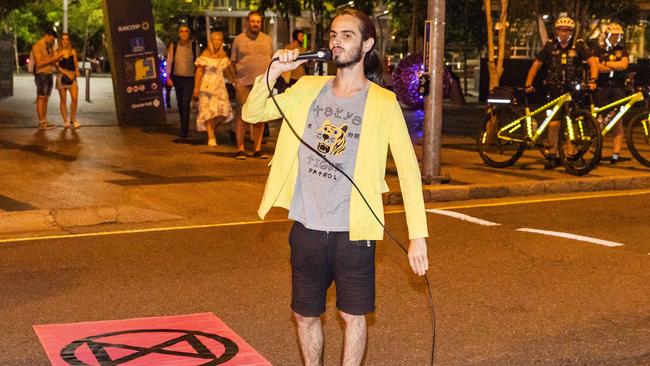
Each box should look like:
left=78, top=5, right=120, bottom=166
left=205, top=14, right=210, bottom=49
left=410, top=0, right=417, bottom=53
left=534, top=0, right=548, bottom=45
left=496, top=0, right=508, bottom=83
left=81, top=20, right=89, bottom=71
left=484, top=0, right=509, bottom=91
left=13, top=30, right=19, bottom=74
left=484, top=0, right=497, bottom=90
left=579, top=3, right=589, bottom=39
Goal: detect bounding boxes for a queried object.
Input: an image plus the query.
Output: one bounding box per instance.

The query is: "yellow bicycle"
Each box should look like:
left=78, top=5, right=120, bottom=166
left=478, top=86, right=602, bottom=175
left=588, top=86, right=650, bottom=166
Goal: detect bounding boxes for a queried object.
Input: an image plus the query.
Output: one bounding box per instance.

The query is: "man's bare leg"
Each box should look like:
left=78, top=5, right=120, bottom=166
left=252, top=123, right=265, bottom=152
left=544, top=120, right=561, bottom=169
left=294, top=312, right=324, bottom=366
left=613, top=122, right=623, bottom=155
left=547, top=120, right=560, bottom=155
left=36, top=96, right=46, bottom=122
left=340, top=311, right=367, bottom=366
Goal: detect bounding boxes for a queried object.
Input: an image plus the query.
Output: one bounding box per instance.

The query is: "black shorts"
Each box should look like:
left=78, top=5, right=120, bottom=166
left=35, top=73, right=53, bottom=97
left=289, top=222, right=376, bottom=317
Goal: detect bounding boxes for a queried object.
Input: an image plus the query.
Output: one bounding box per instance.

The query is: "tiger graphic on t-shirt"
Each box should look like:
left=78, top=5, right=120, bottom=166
left=316, top=120, right=348, bottom=156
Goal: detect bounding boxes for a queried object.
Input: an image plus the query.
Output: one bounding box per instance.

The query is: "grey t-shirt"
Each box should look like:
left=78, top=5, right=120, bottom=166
left=289, top=81, right=370, bottom=232
left=230, top=32, right=273, bottom=86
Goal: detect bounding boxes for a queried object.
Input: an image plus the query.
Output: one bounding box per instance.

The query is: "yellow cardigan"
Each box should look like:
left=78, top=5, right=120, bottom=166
left=243, top=74, right=428, bottom=240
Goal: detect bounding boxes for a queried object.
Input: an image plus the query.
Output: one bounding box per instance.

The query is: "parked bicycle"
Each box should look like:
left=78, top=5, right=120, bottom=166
left=588, top=85, right=650, bottom=166
left=478, top=85, right=602, bottom=176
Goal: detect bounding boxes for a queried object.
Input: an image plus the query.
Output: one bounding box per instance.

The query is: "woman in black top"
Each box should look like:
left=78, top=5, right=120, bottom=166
left=56, top=33, right=80, bottom=128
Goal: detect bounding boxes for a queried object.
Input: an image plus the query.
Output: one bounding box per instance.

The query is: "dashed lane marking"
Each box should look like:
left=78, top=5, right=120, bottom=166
left=434, top=189, right=650, bottom=211
left=516, top=228, right=624, bottom=247
left=426, top=209, right=501, bottom=226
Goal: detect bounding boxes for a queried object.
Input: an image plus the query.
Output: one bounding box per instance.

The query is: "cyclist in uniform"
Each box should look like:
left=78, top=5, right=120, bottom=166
left=525, top=16, right=599, bottom=169
left=592, top=22, right=629, bottom=164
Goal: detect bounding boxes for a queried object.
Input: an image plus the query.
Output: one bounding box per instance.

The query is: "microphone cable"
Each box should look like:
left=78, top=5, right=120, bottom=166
left=264, top=60, right=437, bottom=366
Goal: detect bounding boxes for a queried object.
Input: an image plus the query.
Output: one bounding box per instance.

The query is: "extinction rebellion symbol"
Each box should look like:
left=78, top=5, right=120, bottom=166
left=60, top=329, right=239, bottom=366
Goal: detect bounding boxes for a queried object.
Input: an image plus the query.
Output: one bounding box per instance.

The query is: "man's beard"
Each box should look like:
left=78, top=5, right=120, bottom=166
left=334, top=44, right=363, bottom=69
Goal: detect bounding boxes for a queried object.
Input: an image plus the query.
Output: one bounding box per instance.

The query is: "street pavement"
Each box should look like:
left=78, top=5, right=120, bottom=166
left=2, top=75, right=650, bottom=239
left=1, top=74, right=650, bottom=365
left=0, top=193, right=649, bottom=365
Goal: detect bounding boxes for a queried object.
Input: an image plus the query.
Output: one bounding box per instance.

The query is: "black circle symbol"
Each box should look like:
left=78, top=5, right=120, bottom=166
left=60, top=329, right=239, bottom=366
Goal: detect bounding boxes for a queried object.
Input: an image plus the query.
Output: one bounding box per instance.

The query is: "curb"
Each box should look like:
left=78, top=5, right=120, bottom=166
left=0, top=205, right=184, bottom=235
left=384, top=174, right=650, bottom=205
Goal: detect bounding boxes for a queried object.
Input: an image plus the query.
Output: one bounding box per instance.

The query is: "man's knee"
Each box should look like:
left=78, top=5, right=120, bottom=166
left=338, top=310, right=366, bottom=325
left=294, top=312, right=320, bottom=327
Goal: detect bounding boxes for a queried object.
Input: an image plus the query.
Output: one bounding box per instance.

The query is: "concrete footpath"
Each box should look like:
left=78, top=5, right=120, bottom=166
left=2, top=75, right=650, bottom=238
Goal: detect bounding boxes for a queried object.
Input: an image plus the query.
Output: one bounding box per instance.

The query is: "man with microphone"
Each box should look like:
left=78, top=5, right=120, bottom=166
left=243, top=9, right=429, bottom=366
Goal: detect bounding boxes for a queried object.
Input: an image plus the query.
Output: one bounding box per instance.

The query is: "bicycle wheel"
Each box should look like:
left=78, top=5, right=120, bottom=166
left=626, top=111, right=650, bottom=167
left=558, top=109, right=602, bottom=176
left=477, top=107, right=526, bottom=167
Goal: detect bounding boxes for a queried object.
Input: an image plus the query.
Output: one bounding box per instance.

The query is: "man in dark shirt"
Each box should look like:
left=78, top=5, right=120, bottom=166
left=525, top=16, right=598, bottom=169
left=592, top=22, right=629, bottom=164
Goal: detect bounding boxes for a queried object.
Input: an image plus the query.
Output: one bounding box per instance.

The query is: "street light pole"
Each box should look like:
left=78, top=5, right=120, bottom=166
left=422, top=0, right=448, bottom=184
left=63, top=0, right=69, bottom=33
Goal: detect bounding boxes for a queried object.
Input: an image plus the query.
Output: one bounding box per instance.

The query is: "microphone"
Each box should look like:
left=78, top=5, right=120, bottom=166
left=272, top=48, right=331, bottom=62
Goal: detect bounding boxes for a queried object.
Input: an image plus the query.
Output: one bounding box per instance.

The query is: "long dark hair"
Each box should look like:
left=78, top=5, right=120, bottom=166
left=332, top=8, right=384, bottom=85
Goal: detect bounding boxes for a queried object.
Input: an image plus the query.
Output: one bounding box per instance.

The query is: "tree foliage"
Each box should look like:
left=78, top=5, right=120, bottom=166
left=512, top=0, right=641, bottom=39
left=0, top=0, right=23, bottom=20
left=445, top=0, right=486, bottom=53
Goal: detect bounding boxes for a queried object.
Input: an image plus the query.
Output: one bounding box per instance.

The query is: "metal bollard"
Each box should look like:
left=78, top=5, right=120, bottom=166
left=85, top=68, right=91, bottom=102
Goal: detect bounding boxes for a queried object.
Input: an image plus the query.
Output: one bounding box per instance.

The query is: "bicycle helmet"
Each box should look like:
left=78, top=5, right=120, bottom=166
left=605, top=22, right=624, bottom=35
left=555, top=17, right=576, bottom=29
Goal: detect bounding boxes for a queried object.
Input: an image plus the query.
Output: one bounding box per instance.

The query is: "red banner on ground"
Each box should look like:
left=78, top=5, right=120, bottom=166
left=33, top=312, right=271, bottom=366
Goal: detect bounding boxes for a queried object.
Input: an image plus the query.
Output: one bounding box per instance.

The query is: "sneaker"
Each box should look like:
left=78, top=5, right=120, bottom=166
left=610, top=154, right=620, bottom=164
left=39, top=121, right=56, bottom=130
left=252, top=150, right=269, bottom=159
left=235, top=150, right=247, bottom=160
left=63, top=121, right=71, bottom=129
left=72, top=121, right=80, bottom=129
left=207, top=139, right=217, bottom=147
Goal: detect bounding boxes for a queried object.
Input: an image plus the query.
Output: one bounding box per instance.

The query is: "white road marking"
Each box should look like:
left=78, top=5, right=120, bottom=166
left=426, top=209, right=500, bottom=226
left=516, top=228, right=624, bottom=247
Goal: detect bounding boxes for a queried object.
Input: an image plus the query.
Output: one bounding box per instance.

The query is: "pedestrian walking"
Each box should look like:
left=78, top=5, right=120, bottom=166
left=32, top=29, right=63, bottom=129
left=166, top=24, right=201, bottom=139
left=192, top=31, right=235, bottom=146
left=55, top=33, right=81, bottom=129
left=231, top=10, right=273, bottom=159
left=243, top=9, right=429, bottom=366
